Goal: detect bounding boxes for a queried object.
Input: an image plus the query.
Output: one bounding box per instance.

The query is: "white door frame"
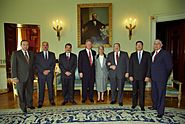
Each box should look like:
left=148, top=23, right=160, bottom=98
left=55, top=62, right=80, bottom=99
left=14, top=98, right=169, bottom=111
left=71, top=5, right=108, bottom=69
left=150, top=13, right=185, bottom=51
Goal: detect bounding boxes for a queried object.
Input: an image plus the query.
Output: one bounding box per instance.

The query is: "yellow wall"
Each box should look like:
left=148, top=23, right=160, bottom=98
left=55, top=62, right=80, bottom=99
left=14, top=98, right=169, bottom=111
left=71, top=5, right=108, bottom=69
left=0, top=0, right=185, bottom=89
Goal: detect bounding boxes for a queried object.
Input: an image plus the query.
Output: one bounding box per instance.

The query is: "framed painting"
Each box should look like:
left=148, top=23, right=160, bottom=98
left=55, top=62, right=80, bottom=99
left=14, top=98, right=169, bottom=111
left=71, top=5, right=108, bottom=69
left=77, top=3, right=112, bottom=47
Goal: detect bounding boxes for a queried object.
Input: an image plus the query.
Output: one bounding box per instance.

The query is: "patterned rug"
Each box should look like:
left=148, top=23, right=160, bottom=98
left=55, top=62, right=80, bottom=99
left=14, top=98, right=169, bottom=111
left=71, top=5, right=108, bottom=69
left=0, top=104, right=185, bottom=124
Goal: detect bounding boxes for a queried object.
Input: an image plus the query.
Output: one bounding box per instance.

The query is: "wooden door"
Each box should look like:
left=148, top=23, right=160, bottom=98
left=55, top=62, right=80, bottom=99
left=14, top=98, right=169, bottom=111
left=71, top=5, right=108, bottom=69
left=156, top=19, right=185, bottom=95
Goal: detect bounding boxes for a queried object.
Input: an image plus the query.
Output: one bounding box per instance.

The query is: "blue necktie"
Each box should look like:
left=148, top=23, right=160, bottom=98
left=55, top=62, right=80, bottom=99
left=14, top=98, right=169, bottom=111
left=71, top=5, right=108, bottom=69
left=138, top=52, right=141, bottom=64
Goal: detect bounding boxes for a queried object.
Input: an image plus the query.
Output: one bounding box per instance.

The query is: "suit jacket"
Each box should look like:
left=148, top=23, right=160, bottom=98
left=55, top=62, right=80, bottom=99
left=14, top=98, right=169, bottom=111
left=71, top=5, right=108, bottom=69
left=59, top=52, right=77, bottom=79
left=151, top=49, right=173, bottom=82
left=78, top=49, right=96, bottom=81
left=129, top=51, right=151, bottom=80
left=35, top=51, right=56, bottom=76
left=106, top=51, right=129, bottom=79
left=11, top=50, right=34, bottom=83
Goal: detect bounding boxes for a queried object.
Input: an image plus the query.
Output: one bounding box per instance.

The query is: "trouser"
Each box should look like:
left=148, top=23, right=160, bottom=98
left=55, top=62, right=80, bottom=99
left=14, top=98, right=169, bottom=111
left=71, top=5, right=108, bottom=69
left=110, top=77, right=125, bottom=103
left=151, top=80, right=167, bottom=115
left=132, top=80, right=145, bottom=108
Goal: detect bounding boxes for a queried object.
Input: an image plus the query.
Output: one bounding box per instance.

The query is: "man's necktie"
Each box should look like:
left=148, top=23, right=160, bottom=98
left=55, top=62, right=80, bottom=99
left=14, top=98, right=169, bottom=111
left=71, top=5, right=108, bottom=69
left=67, top=53, right=70, bottom=60
left=89, top=50, right=92, bottom=66
left=153, top=51, right=158, bottom=62
left=138, top=52, right=141, bottom=64
left=25, top=51, right=29, bottom=63
left=116, top=52, right=119, bottom=65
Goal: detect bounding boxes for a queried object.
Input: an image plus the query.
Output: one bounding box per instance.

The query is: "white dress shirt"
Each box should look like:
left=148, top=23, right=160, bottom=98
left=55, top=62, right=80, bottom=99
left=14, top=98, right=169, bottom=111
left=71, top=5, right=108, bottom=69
left=99, top=55, right=104, bottom=68
left=152, top=49, right=161, bottom=62
left=86, top=48, right=93, bottom=62
left=22, top=50, right=29, bottom=59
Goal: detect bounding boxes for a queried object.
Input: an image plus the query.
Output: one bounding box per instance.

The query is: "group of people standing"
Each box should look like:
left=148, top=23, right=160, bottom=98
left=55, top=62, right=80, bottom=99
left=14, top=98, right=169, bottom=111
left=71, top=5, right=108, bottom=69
left=11, top=39, right=172, bottom=118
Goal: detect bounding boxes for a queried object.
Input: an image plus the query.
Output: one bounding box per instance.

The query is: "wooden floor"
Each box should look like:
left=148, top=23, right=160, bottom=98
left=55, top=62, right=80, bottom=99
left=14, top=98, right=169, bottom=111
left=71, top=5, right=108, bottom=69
left=0, top=90, right=185, bottom=109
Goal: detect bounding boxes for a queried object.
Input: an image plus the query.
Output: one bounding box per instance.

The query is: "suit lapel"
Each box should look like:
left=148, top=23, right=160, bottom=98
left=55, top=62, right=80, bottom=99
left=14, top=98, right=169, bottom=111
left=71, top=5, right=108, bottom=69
left=19, top=50, right=28, bottom=63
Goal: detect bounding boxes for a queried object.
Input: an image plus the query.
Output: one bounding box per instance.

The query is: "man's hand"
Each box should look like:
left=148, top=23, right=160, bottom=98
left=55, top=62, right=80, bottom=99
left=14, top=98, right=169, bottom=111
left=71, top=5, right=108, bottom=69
left=110, top=65, right=116, bottom=70
left=65, top=71, right=72, bottom=76
left=107, top=62, right=111, bottom=66
left=129, top=76, right=134, bottom=82
left=79, top=73, right=83, bottom=78
left=125, top=73, right=129, bottom=78
left=145, top=77, right=150, bottom=82
left=43, top=70, right=50, bottom=75
left=12, top=78, right=19, bottom=84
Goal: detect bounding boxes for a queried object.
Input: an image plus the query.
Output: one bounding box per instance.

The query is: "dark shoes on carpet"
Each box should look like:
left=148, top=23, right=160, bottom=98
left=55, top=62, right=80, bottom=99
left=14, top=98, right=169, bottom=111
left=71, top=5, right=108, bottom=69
left=157, top=114, right=163, bottom=118
left=50, top=101, right=56, bottom=106
left=28, top=106, right=35, bottom=109
left=119, top=102, right=123, bottom=106
left=148, top=106, right=156, bottom=110
left=110, top=101, right=116, bottom=104
left=38, top=105, right=42, bottom=108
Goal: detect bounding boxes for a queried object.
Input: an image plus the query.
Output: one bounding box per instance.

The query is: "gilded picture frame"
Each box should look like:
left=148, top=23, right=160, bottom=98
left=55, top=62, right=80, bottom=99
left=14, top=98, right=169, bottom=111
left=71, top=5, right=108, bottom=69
left=77, top=3, right=112, bottom=48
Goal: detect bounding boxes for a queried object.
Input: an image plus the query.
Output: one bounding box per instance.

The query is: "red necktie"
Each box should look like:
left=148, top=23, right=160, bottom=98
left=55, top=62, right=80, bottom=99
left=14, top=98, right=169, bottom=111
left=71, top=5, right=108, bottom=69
left=89, top=50, right=92, bottom=66
left=153, top=51, right=158, bottom=62
left=116, top=52, right=119, bottom=65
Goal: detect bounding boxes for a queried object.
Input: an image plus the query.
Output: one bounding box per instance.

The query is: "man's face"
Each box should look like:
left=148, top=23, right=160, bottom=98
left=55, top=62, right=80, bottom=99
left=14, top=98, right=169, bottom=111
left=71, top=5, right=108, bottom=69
left=42, top=42, right=49, bottom=51
left=136, top=43, right=143, bottom=51
left=113, top=44, right=120, bottom=52
left=153, top=41, right=162, bottom=51
left=86, top=41, right=92, bottom=49
left=65, top=45, right=72, bottom=53
left=21, top=41, right=29, bottom=51
left=92, top=14, right=97, bottom=20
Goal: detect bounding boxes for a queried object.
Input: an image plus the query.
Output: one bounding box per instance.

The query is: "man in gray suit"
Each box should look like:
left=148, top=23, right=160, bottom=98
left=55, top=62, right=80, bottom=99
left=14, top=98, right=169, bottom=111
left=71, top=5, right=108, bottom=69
left=11, top=40, right=35, bottom=113
left=106, top=43, right=129, bottom=106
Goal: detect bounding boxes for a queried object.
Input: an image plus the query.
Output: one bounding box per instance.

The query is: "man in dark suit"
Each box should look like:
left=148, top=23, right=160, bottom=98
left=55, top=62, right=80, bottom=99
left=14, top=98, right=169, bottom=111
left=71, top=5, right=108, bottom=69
left=59, top=43, right=77, bottom=105
left=129, top=41, right=151, bottom=111
left=11, top=40, right=35, bottom=113
left=35, top=41, right=56, bottom=108
left=78, top=39, right=96, bottom=103
left=82, top=13, right=105, bottom=44
left=106, top=43, right=129, bottom=106
left=149, top=39, right=173, bottom=118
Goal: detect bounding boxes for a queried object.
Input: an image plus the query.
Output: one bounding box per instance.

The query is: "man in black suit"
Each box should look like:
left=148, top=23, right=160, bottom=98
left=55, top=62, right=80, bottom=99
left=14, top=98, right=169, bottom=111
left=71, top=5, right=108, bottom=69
left=149, top=39, right=173, bottom=118
left=11, top=40, right=35, bottom=113
left=82, top=13, right=105, bottom=44
left=35, top=41, right=56, bottom=108
left=59, top=43, right=77, bottom=105
left=106, top=43, right=129, bottom=106
left=78, top=39, right=96, bottom=103
left=129, top=41, right=151, bottom=111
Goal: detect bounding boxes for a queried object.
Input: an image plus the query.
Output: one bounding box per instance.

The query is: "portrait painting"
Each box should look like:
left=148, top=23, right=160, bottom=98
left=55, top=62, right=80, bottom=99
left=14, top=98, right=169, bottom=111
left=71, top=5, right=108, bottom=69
left=77, top=3, right=112, bottom=47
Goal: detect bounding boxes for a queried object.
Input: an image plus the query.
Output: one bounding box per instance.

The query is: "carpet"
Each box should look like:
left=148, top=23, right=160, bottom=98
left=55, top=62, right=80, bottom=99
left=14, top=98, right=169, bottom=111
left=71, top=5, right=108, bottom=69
left=0, top=104, right=185, bottom=124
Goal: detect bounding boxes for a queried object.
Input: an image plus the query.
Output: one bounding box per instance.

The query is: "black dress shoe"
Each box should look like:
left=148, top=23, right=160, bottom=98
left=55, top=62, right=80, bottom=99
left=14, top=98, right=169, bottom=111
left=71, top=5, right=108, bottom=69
left=62, top=101, right=68, bottom=105
left=148, top=106, right=156, bottom=110
left=51, top=102, right=56, bottom=106
left=110, top=101, right=116, bottom=104
left=21, top=108, right=27, bottom=113
left=97, top=99, right=100, bottom=102
left=82, top=100, right=86, bottom=103
left=90, top=99, right=94, bottom=103
left=38, top=105, right=42, bottom=108
left=141, top=108, right=145, bottom=111
left=119, top=102, right=123, bottom=106
left=71, top=101, right=77, bottom=105
left=157, top=114, right=163, bottom=118
left=131, top=106, right=136, bottom=109
left=28, top=106, right=35, bottom=109
left=101, top=99, right=104, bottom=102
